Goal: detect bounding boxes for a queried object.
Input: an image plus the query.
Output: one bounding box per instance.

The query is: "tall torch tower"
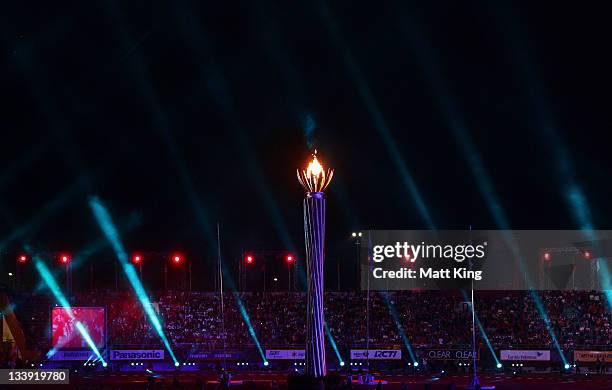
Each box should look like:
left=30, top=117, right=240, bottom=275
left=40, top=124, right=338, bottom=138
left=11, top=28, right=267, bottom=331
left=297, top=150, right=333, bottom=378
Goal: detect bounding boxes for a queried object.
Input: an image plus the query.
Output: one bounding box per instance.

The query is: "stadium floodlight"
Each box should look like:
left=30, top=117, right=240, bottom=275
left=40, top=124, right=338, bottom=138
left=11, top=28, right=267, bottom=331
left=497, top=363, right=502, bottom=369
left=414, top=362, right=419, bottom=367
left=245, top=254, right=254, bottom=264
left=175, top=362, right=180, bottom=367
left=171, top=253, right=183, bottom=264
left=286, top=254, right=294, bottom=263
left=340, top=361, right=345, bottom=367
left=18, top=254, right=27, bottom=263
left=297, top=150, right=333, bottom=378
left=351, top=232, right=357, bottom=237
left=60, top=254, right=70, bottom=264
left=263, top=361, right=269, bottom=366
left=564, top=363, right=570, bottom=370
left=132, top=254, right=142, bottom=264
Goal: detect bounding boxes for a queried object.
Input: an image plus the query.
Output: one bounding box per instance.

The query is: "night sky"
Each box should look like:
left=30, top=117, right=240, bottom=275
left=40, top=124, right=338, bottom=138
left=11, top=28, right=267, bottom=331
left=1, top=1, right=611, bottom=291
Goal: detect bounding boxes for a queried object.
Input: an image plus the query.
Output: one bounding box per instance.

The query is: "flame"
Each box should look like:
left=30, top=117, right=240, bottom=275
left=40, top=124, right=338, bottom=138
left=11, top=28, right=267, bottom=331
left=297, top=150, right=334, bottom=193
left=307, top=155, right=323, bottom=178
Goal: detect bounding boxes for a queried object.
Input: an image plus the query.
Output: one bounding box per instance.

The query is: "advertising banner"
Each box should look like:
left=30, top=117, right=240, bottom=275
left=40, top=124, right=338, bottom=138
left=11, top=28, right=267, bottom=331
left=47, top=350, right=96, bottom=361
left=187, top=351, right=242, bottom=360
left=110, top=350, right=164, bottom=361
left=574, top=351, right=612, bottom=363
left=500, top=350, right=550, bottom=361
left=350, top=350, right=402, bottom=360
left=421, top=349, right=479, bottom=360
left=265, top=350, right=306, bottom=360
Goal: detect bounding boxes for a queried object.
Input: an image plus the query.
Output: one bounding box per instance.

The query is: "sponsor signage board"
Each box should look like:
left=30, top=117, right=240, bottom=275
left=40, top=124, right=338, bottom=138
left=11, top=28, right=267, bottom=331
left=500, top=350, right=550, bottom=361
left=574, top=351, right=612, bottom=363
left=48, top=350, right=96, bottom=361
left=265, top=350, right=306, bottom=360
left=110, top=350, right=164, bottom=361
left=350, top=350, right=402, bottom=360
left=187, top=351, right=242, bottom=360
left=422, top=349, right=479, bottom=360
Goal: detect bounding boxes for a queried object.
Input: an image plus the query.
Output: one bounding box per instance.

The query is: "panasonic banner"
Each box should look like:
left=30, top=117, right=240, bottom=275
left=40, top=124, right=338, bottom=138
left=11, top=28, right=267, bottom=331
left=110, top=350, right=165, bottom=361
left=265, top=350, right=306, bottom=360
left=350, top=350, right=402, bottom=360
left=500, top=350, right=550, bottom=361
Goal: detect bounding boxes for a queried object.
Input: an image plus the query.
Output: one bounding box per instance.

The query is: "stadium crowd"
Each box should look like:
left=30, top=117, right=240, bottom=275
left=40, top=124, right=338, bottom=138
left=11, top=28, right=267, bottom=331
left=15, top=290, right=610, bottom=353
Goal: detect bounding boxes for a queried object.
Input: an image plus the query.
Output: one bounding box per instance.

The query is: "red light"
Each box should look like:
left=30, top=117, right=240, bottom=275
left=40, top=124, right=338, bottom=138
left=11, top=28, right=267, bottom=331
left=543, top=252, right=551, bottom=261
left=133, top=254, right=142, bottom=264
left=584, top=250, right=592, bottom=260
left=286, top=255, right=294, bottom=263
left=172, top=254, right=182, bottom=264
left=18, top=255, right=27, bottom=263
left=60, top=254, right=70, bottom=264
left=245, top=255, right=254, bottom=264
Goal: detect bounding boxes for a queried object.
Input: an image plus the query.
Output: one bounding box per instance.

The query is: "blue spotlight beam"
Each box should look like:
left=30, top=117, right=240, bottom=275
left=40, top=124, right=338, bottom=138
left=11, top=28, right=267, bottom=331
left=101, top=1, right=217, bottom=254
left=391, top=5, right=568, bottom=364
left=32, top=211, right=142, bottom=294
left=490, top=3, right=611, bottom=309
left=212, top=255, right=268, bottom=365
left=0, top=182, right=82, bottom=251
left=88, top=197, right=178, bottom=364
left=171, top=3, right=300, bottom=257
left=379, top=292, right=417, bottom=363
left=459, top=290, right=500, bottom=366
left=232, top=292, right=267, bottom=363
left=316, top=0, right=435, bottom=229
left=324, top=322, right=343, bottom=365
left=34, top=259, right=105, bottom=364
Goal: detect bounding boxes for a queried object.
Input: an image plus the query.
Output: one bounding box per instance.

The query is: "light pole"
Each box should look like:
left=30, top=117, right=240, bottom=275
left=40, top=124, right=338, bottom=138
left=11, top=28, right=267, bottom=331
left=297, top=150, right=333, bottom=378
left=286, top=255, right=294, bottom=291
left=244, top=254, right=254, bottom=291
left=16, top=254, right=27, bottom=291
left=166, top=253, right=184, bottom=291
left=60, top=254, right=71, bottom=295
left=352, top=232, right=362, bottom=291
left=132, top=254, right=143, bottom=282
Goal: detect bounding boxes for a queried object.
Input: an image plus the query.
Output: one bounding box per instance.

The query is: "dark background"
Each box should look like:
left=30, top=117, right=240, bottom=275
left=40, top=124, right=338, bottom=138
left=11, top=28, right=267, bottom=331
left=1, top=1, right=610, bottom=291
